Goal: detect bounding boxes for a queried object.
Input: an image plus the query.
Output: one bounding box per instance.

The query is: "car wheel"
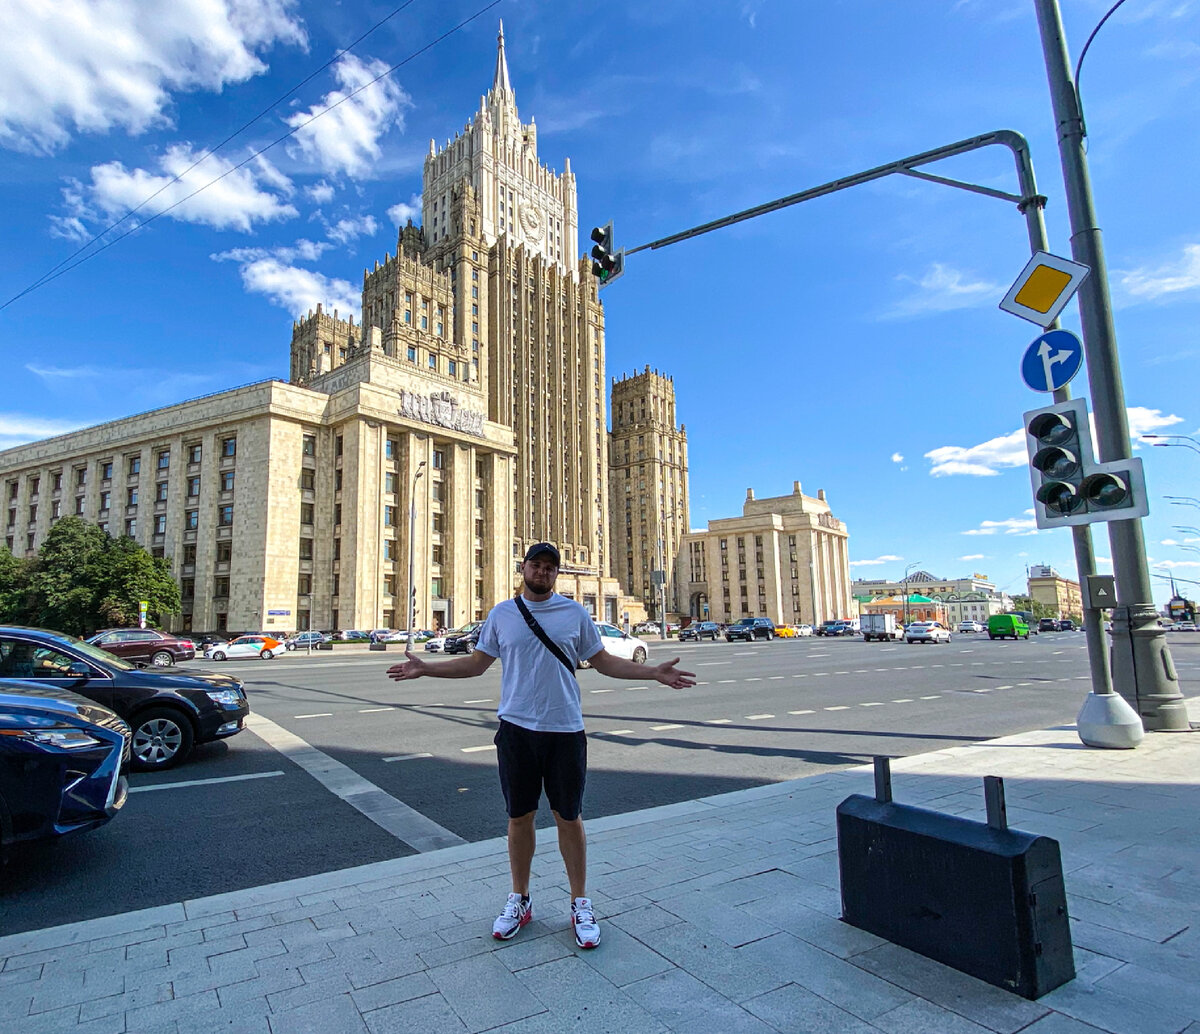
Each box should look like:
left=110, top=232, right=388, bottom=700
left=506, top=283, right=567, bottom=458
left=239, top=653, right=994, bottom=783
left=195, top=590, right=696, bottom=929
left=906, top=638, right=914, bottom=644
left=633, top=646, right=647, bottom=663
left=130, top=708, right=194, bottom=771
left=150, top=650, right=174, bottom=667
left=260, top=649, right=275, bottom=659
left=286, top=643, right=295, bottom=651
left=213, top=650, right=227, bottom=660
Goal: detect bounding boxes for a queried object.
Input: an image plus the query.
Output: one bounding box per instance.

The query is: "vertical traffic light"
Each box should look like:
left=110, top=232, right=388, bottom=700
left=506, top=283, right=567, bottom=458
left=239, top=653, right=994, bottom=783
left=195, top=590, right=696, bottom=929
left=1023, top=398, right=1148, bottom=528
left=589, top=222, right=624, bottom=287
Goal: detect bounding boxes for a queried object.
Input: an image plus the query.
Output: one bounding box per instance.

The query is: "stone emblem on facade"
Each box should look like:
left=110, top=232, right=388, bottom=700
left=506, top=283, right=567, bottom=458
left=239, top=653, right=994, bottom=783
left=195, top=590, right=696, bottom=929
left=400, top=390, right=485, bottom=437
left=519, top=202, right=543, bottom=240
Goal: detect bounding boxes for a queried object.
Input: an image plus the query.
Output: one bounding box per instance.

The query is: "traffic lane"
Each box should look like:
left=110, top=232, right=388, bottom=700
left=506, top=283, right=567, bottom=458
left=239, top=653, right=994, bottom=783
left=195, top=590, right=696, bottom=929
left=0, top=729, right=410, bottom=936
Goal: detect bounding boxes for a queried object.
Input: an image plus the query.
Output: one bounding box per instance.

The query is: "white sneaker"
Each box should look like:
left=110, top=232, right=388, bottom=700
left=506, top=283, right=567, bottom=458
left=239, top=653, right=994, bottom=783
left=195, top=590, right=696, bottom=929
left=493, top=893, right=532, bottom=940
left=571, top=897, right=600, bottom=949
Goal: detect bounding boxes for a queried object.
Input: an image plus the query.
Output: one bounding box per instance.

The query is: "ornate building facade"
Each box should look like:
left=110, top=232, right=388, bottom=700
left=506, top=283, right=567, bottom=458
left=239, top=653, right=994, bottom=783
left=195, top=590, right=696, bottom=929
left=679, top=482, right=853, bottom=626
left=608, top=366, right=689, bottom=621
left=0, top=27, right=631, bottom=633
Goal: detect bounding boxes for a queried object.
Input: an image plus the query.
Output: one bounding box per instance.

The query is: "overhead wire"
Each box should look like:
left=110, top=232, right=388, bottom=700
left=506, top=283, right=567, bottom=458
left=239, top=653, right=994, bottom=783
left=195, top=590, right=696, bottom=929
left=1, top=0, right=502, bottom=311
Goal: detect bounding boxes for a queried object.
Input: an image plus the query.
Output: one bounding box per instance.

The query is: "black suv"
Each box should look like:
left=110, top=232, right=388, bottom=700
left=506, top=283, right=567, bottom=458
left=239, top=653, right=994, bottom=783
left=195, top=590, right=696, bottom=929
left=725, top=618, right=776, bottom=642
left=679, top=621, right=720, bottom=642
left=1038, top=618, right=1060, bottom=632
left=0, top=626, right=249, bottom=771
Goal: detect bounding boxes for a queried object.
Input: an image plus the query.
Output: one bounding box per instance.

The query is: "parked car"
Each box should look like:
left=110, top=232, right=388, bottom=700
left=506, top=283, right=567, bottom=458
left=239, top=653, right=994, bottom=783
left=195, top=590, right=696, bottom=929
left=432, top=622, right=485, bottom=654
left=191, top=633, right=230, bottom=651
left=86, top=628, right=196, bottom=667
left=906, top=621, right=952, bottom=644
left=587, top=622, right=647, bottom=664
left=285, top=631, right=329, bottom=650
left=987, top=614, right=1030, bottom=640
left=1058, top=619, right=1077, bottom=632
left=443, top=629, right=481, bottom=654
left=957, top=620, right=985, bottom=634
left=0, top=626, right=249, bottom=770
left=774, top=624, right=797, bottom=638
left=679, top=621, right=721, bottom=642
left=860, top=614, right=903, bottom=642
left=794, top=623, right=814, bottom=637
left=725, top=618, right=776, bottom=642
left=1176, top=621, right=1197, bottom=632
left=204, top=635, right=284, bottom=661
left=0, top=682, right=131, bottom=851
left=335, top=629, right=368, bottom=641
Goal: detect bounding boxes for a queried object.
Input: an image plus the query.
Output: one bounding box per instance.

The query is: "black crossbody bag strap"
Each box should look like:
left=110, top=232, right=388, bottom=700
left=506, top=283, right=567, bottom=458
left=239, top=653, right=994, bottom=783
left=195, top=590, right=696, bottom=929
left=514, top=596, right=576, bottom=675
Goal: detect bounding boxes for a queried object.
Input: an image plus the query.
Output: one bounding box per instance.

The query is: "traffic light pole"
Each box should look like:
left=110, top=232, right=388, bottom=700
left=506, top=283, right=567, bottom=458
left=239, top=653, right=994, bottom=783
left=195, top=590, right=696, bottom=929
left=1034, top=0, right=1190, bottom=732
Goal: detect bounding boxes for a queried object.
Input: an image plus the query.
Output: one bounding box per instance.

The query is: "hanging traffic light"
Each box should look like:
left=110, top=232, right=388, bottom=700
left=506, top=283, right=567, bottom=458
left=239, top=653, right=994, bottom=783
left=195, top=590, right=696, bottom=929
left=1023, top=398, right=1149, bottom=528
left=589, top=222, right=624, bottom=287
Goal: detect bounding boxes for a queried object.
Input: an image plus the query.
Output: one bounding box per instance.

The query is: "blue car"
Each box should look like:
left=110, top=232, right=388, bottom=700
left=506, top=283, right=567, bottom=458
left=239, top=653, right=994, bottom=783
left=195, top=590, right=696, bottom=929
left=0, top=682, right=130, bottom=850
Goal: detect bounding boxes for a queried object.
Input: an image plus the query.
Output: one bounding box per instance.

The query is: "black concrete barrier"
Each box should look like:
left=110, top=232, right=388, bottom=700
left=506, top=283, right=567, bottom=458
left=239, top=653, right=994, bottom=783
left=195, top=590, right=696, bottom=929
left=368, top=642, right=388, bottom=651
left=837, top=759, right=1074, bottom=1000
left=316, top=641, right=334, bottom=650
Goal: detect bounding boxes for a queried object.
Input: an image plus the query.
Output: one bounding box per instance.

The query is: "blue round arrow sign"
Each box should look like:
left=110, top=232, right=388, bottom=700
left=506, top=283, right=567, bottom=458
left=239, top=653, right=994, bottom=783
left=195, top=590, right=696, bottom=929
left=1021, top=329, right=1083, bottom=392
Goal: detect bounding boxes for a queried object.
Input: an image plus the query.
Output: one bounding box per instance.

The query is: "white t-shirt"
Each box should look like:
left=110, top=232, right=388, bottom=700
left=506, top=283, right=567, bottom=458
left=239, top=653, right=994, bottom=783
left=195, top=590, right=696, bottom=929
left=474, top=593, right=604, bottom=733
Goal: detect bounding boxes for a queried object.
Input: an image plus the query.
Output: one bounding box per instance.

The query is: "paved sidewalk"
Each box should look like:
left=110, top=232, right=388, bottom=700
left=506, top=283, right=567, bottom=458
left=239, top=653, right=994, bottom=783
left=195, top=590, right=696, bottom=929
left=2, top=702, right=1197, bottom=1034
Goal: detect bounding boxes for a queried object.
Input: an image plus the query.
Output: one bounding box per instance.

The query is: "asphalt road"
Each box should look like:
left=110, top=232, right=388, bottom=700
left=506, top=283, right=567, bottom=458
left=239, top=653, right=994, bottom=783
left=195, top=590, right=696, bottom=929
left=4, top=632, right=1198, bottom=935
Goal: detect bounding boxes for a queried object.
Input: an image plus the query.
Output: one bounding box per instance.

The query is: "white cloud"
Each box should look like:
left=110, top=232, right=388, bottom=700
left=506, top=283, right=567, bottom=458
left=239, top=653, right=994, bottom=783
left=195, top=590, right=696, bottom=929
left=882, top=263, right=1002, bottom=320
left=387, top=194, right=422, bottom=226
left=891, top=452, right=904, bottom=463
left=0, top=412, right=89, bottom=450
left=285, top=55, right=410, bottom=177
left=306, top=180, right=336, bottom=203
left=327, top=215, right=378, bottom=245
left=1128, top=407, right=1185, bottom=441
left=1154, top=560, right=1200, bottom=569
left=849, top=554, right=903, bottom=567
left=962, top=511, right=1039, bottom=536
left=64, top=144, right=297, bottom=234
left=1118, top=243, right=1200, bottom=301
left=0, top=0, right=305, bottom=154
left=959, top=554, right=986, bottom=561
left=234, top=257, right=359, bottom=317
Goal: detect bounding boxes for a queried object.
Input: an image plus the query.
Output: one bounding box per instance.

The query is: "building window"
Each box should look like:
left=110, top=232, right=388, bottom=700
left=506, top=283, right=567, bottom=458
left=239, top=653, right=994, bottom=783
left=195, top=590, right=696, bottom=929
left=51, top=500, right=61, bottom=520
left=301, top=470, right=315, bottom=491
left=101, top=461, right=114, bottom=480
left=384, top=575, right=396, bottom=596
left=187, top=477, right=200, bottom=497
left=298, top=573, right=312, bottom=595
left=385, top=437, right=399, bottom=460
left=431, top=481, right=444, bottom=502
left=334, top=469, right=343, bottom=491
left=76, top=468, right=87, bottom=487
left=428, top=354, right=437, bottom=371
left=433, top=449, right=445, bottom=469
left=218, top=505, right=234, bottom=527
left=127, top=488, right=138, bottom=507
left=448, top=360, right=457, bottom=377
left=181, top=578, right=195, bottom=600
left=216, top=541, right=232, bottom=563
left=125, top=518, right=136, bottom=537
left=221, top=471, right=235, bottom=492
left=432, top=545, right=443, bottom=564
left=185, top=510, right=198, bottom=530
left=299, top=538, right=313, bottom=560
left=407, top=345, right=417, bottom=362
left=154, top=514, right=167, bottom=534
left=384, top=505, right=396, bottom=527
left=156, top=482, right=169, bottom=502
left=188, top=444, right=202, bottom=464
left=99, top=491, right=111, bottom=512
left=214, top=577, right=229, bottom=598
left=302, top=434, right=316, bottom=457
left=384, top=539, right=397, bottom=560
left=28, top=504, right=37, bottom=523
left=475, top=489, right=485, bottom=509
left=221, top=437, right=236, bottom=458
left=300, top=503, right=314, bottom=525
left=157, top=450, right=170, bottom=470
left=335, top=435, right=344, bottom=457
left=432, top=513, right=444, bottom=533
left=431, top=577, right=442, bottom=596
left=75, top=497, right=85, bottom=515
left=384, top=471, right=397, bottom=494
left=333, top=538, right=341, bottom=560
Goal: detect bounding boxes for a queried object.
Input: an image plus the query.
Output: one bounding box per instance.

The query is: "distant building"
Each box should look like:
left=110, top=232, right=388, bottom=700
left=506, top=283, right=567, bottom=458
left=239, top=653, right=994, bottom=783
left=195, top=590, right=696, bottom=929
left=853, top=570, right=1010, bottom=624
left=608, top=366, right=689, bottom=622
left=679, top=482, right=852, bottom=626
left=1028, top=564, right=1083, bottom=620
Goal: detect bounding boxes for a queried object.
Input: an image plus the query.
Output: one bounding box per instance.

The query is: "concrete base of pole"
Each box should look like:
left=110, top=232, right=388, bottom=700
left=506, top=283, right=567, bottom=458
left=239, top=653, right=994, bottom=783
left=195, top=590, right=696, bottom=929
left=1076, top=692, right=1145, bottom=749
left=1110, top=604, right=1192, bottom=732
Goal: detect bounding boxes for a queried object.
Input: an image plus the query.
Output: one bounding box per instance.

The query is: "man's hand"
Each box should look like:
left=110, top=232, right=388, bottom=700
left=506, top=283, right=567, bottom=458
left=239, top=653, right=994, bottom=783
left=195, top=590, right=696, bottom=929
left=652, top=657, right=696, bottom=689
left=386, top=650, right=427, bottom=681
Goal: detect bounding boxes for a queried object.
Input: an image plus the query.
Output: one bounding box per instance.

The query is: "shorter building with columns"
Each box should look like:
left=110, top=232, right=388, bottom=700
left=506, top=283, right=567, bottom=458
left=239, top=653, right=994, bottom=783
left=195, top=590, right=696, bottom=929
left=677, top=481, right=853, bottom=626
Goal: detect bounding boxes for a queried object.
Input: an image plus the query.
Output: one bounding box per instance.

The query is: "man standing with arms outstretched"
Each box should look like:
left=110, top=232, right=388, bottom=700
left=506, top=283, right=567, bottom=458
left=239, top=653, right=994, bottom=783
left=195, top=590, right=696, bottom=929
left=387, top=542, right=695, bottom=948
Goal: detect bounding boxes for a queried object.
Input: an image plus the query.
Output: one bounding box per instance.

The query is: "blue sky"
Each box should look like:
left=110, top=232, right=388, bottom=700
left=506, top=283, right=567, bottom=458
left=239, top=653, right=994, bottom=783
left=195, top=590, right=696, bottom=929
left=1, top=0, right=1198, bottom=604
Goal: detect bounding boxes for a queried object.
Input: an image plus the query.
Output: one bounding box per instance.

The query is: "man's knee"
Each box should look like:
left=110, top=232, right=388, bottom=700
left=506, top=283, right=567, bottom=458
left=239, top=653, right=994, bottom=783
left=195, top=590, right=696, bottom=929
left=550, top=810, right=584, bottom=830
left=509, top=811, right=537, bottom=830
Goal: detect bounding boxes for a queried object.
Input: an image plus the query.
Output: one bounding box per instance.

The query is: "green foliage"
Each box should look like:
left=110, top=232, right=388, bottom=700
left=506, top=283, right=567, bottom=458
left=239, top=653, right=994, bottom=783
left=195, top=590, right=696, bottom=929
left=6, top=518, right=180, bottom=636
left=1011, top=595, right=1056, bottom=620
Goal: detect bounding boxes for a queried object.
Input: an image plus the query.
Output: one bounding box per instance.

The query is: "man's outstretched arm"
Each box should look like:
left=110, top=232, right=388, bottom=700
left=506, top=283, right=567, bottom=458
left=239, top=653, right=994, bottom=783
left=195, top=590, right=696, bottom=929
left=587, top=650, right=695, bottom=688
left=386, top=649, right=496, bottom=681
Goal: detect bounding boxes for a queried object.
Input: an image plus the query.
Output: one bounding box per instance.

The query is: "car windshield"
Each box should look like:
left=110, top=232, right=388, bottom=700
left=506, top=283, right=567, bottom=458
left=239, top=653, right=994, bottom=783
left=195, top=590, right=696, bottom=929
left=56, top=634, right=139, bottom=671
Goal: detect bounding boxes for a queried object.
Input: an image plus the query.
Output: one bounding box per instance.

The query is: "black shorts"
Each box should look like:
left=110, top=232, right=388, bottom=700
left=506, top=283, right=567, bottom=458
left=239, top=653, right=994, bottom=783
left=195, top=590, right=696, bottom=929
left=494, top=719, right=587, bottom=821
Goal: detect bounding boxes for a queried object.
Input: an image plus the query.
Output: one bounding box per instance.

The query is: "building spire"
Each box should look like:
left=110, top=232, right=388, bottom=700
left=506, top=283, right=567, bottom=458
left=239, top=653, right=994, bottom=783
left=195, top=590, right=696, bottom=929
left=493, top=20, right=513, bottom=100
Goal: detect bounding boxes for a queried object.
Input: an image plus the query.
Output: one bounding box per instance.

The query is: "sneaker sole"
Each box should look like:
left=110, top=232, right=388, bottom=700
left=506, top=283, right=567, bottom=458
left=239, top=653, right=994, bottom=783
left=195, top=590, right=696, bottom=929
left=572, top=922, right=600, bottom=949
left=493, top=911, right=532, bottom=940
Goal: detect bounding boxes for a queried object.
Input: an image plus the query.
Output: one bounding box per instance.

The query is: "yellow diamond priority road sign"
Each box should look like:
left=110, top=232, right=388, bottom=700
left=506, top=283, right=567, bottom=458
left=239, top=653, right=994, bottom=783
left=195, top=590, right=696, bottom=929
left=1000, top=251, right=1090, bottom=328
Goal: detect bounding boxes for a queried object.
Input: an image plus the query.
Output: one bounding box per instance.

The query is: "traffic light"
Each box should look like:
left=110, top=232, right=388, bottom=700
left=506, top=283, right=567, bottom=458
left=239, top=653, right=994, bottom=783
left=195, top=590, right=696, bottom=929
left=1023, top=398, right=1148, bottom=528
left=589, top=222, right=624, bottom=287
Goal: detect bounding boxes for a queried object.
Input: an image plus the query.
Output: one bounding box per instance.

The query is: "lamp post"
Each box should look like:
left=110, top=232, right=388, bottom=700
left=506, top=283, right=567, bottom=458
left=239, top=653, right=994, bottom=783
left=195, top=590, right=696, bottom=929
left=902, top=561, right=921, bottom=629
left=658, top=510, right=675, bottom=641
left=1142, top=434, right=1200, bottom=455
left=1166, top=496, right=1200, bottom=510
left=406, top=459, right=426, bottom=651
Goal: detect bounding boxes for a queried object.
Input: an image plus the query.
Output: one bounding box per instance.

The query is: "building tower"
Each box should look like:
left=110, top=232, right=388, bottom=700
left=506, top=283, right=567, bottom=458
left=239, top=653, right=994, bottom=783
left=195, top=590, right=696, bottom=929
left=609, top=366, right=689, bottom=621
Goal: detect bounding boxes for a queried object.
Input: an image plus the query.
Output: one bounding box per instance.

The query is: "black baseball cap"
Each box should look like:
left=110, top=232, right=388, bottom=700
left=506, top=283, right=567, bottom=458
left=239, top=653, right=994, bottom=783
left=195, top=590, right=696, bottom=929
left=523, top=542, right=560, bottom=566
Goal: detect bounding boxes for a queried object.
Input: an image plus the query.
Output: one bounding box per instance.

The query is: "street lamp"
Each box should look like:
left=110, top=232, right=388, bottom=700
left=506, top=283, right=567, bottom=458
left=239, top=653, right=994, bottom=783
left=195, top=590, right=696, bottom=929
left=406, top=460, right=426, bottom=651
left=1166, top=496, right=1200, bottom=510
left=1142, top=434, right=1200, bottom=455
left=902, top=561, right=921, bottom=629
left=658, top=510, right=675, bottom=641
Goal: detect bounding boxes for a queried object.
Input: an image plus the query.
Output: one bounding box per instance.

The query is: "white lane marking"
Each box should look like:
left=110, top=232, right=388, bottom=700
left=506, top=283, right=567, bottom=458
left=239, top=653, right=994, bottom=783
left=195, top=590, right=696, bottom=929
left=131, top=771, right=285, bottom=794
left=696, top=681, right=710, bottom=686
left=806, top=654, right=829, bottom=658
left=697, top=661, right=731, bottom=666
left=950, top=663, right=965, bottom=667
left=706, top=718, right=733, bottom=724
left=625, top=686, right=648, bottom=691
left=920, top=695, right=941, bottom=700
left=597, top=729, right=634, bottom=736
left=788, top=709, right=815, bottom=715
left=792, top=674, right=807, bottom=678
left=974, top=688, right=993, bottom=693
left=745, top=714, right=774, bottom=720
left=834, top=671, right=850, bottom=675
left=464, top=698, right=492, bottom=705
left=717, top=679, right=737, bottom=684
left=651, top=724, right=684, bottom=731
left=812, top=672, right=829, bottom=676
left=359, top=707, right=394, bottom=713
left=461, top=745, right=496, bottom=753
left=768, top=676, right=785, bottom=680
left=892, top=698, right=913, bottom=703
left=1017, top=682, right=1033, bottom=687
left=745, top=677, right=762, bottom=682
left=893, top=667, right=908, bottom=671
left=383, top=753, right=433, bottom=763
left=874, top=668, right=889, bottom=672
left=591, top=689, right=614, bottom=694
left=997, top=685, right=1013, bottom=690
left=825, top=705, right=850, bottom=711
left=1053, top=651, right=1065, bottom=655
left=859, top=702, right=885, bottom=707
left=958, top=650, right=974, bottom=654
left=294, top=713, right=333, bottom=719
left=244, top=713, right=464, bottom=853
left=909, top=666, right=925, bottom=670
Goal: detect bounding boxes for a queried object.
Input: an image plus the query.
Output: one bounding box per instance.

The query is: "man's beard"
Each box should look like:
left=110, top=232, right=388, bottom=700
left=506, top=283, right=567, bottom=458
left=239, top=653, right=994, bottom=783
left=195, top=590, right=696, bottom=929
left=524, top=572, right=553, bottom=593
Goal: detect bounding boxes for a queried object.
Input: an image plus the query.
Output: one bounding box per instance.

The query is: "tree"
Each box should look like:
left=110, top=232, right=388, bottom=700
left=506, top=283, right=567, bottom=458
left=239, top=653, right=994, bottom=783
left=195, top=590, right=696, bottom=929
left=0, top=543, right=33, bottom=624
left=93, top=535, right=180, bottom=629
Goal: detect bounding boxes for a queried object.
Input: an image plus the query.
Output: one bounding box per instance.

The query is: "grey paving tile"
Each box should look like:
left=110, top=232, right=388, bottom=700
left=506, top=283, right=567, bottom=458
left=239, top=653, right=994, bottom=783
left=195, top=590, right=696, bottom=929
left=515, top=954, right=667, bottom=1033
left=1068, top=893, right=1194, bottom=944
left=626, top=922, right=786, bottom=1004
left=623, top=968, right=775, bottom=1033
left=269, top=991, right=368, bottom=1034
left=742, top=981, right=880, bottom=1033
left=364, top=991, right=469, bottom=1034
left=177, top=1009, right=271, bottom=1034
left=216, top=964, right=305, bottom=1008
left=607, top=904, right=685, bottom=940
left=75, top=979, right=173, bottom=1020
left=427, top=952, right=545, bottom=1032
left=872, top=997, right=995, bottom=1034
left=656, top=888, right=779, bottom=947
left=571, top=920, right=673, bottom=988
left=350, top=970, right=437, bottom=1013
left=492, top=932, right=574, bottom=973
left=265, top=971, right=355, bottom=1013
left=739, top=894, right=884, bottom=958
left=738, top=933, right=913, bottom=1022
left=122, top=989, right=221, bottom=1031
left=849, top=941, right=1046, bottom=1033
left=1039, top=979, right=1195, bottom=1034
left=1019, top=1014, right=1113, bottom=1034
